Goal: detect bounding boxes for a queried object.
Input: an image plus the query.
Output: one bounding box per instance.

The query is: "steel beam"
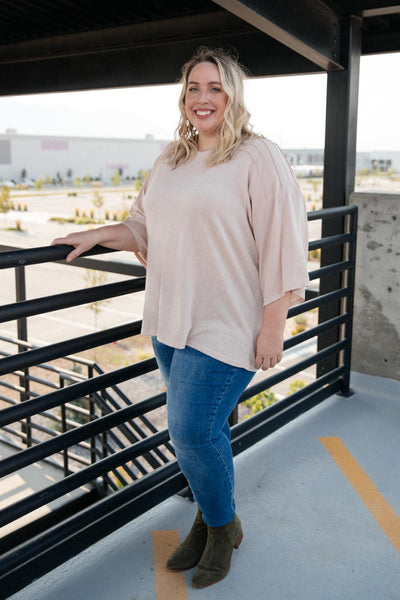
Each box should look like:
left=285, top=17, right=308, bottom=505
left=351, top=1, right=400, bottom=16
left=317, top=15, right=362, bottom=380
left=362, top=28, right=400, bottom=53
left=212, top=0, right=343, bottom=70
left=0, top=22, right=322, bottom=95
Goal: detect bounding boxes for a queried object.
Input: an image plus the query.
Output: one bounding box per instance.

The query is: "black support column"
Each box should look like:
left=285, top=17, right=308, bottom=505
left=317, top=15, right=362, bottom=382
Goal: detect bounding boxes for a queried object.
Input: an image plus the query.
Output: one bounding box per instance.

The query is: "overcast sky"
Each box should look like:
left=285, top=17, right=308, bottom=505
left=0, top=53, right=399, bottom=152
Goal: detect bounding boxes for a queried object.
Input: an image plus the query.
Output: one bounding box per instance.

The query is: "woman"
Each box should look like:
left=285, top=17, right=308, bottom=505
left=52, top=47, right=309, bottom=589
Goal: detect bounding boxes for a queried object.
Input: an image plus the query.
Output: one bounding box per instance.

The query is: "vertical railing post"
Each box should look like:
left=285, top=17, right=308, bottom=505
left=59, top=375, right=69, bottom=477
left=15, top=264, right=32, bottom=447
left=341, top=208, right=358, bottom=394
left=87, top=365, right=98, bottom=466
left=101, top=396, right=109, bottom=493
left=228, top=405, right=239, bottom=427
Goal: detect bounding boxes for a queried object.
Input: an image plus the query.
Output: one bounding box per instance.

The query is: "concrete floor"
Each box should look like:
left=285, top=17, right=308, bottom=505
left=8, top=371, right=400, bottom=600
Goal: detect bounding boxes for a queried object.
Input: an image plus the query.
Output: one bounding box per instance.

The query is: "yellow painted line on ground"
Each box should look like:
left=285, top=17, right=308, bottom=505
left=320, top=436, right=400, bottom=553
left=152, top=530, right=187, bottom=600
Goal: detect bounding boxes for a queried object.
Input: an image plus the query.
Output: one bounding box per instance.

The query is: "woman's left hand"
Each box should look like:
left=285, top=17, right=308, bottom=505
left=255, top=327, right=284, bottom=370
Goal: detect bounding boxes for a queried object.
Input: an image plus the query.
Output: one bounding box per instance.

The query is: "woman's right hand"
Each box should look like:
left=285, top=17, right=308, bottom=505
left=51, top=229, right=101, bottom=263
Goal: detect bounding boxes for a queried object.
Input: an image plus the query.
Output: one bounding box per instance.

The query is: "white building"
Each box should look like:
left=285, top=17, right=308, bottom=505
left=0, top=131, right=171, bottom=183
left=284, top=147, right=400, bottom=173
left=1, top=130, right=399, bottom=184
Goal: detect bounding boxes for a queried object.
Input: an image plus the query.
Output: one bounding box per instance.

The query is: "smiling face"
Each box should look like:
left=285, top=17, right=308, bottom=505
left=184, top=61, right=228, bottom=150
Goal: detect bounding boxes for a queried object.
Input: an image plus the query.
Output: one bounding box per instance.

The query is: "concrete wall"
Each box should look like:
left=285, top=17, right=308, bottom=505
left=351, top=192, right=400, bottom=381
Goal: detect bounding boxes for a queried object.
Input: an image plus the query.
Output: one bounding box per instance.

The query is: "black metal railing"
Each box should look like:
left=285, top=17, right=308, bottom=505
left=0, top=204, right=357, bottom=598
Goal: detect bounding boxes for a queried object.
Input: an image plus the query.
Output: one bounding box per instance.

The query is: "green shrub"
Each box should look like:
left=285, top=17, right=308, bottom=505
left=286, top=379, right=306, bottom=395
left=244, top=389, right=277, bottom=415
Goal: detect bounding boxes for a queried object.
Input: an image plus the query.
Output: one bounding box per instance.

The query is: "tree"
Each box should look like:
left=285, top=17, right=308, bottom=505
left=84, top=269, right=110, bottom=333
left=0, top=184, right=12, bottom=213
left=134, top=178, right=143, bottom=192
left=67, top=168, right=73, bottom=179
left=21, top=168, right=27, bottom=180
left=92, top=190, right=104, bottom=221
left=112, top=171, right=120, bottom=186
left=138, top=169, right=149, bottom=182
left=134, top=168, right=149, bottom=192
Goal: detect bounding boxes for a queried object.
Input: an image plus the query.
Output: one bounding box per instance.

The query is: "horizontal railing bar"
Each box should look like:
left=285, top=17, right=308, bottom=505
left=0, top=358, right=158, bottom=428
left=0, top=392, right=166, bottom=477
left=26, top=421, right=60, bottom=438
left=0, top=243, right=146, bottom=276
left=0, top=460, right=184, bottom=582
left=63, top=402, right=90, bottom=417
left=90, top=382, right=173, bottom=453
left=240, top=339, right=347, bottom=402
left=105, top=476, right=119, bottom=492
left=0, top=335, right=33, bottom=351
left=308, top=232, right=354, bottom=251
left=0, top=206, right=356, bottom=272
left=112, top=470, right=129, bottom=487
left=30, top=409, right=70, bottom=426
left=0, top=321, right=142, bottom=376
left=0, top=334, right=100, bottom=371
left=0, top=380, right=27, bottom=394
left=63, top=416, right=90, bottom=430
left=24, top=376, right=59, bottom=391
left=0, top=429, right=170, bottom=527
left=288, top=286, right=350, bottom=318
left=308, top=259, right=354, bottom=281
left=0, top=340, right=95, bottom=377
left=232, top=371, right=345, bottom=454
left=0, top=395, right=15, bottom=406
left=66, top=450, right=92, bottom=465
left=102, top=432, right=150, bottom=474
left=107, top=427, right=166, bottom=472
left=66, top=256, right=145, bottom=277
left=93, top=389, right=164, bottom=442
left=90, top=371, right=174, bottom=456
left=238, top=365, right=347, bottom=433
left=284, top=313, right=350, bottom=350
left=0, top=278, right=145, bottom=323
left=0, top=426, right=25, bottom=441
left=0, top=244, right=116, bottom=270
left=306, top=205, right=357, bottom=220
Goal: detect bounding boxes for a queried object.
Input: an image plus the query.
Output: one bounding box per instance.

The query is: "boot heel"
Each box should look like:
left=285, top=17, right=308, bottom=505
left=234, top=528, right=243, bottom=549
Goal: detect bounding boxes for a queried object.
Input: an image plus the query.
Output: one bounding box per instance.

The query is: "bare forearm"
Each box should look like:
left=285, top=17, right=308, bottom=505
left=92, top=224, right=139, bottom=252
left=255, top=291, right=291, bottom=370
left=261, top=291, right=291, bottom=336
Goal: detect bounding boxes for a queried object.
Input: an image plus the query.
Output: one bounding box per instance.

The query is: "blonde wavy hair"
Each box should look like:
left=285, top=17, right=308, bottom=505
left=165, top=47, right=257, bottom=168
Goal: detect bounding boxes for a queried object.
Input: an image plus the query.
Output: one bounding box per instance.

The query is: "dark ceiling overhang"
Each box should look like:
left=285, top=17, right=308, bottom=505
left=0, top=0, right=398, bottom=96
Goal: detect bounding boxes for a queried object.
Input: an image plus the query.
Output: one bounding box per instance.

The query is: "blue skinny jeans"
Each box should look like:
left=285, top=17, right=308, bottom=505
left=152, top=338, right=254, bottom=527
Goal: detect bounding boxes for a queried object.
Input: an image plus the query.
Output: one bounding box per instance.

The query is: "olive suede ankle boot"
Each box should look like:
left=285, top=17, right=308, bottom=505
left=191, top=514, right=243, bottom=589
left=166, top=508, right=208, bottom=571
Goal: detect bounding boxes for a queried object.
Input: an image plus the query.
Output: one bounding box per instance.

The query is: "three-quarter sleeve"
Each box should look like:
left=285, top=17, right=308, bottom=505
left=122, top=176, right=149, bottom=266
left=248, top=139, right=309, bottom=307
